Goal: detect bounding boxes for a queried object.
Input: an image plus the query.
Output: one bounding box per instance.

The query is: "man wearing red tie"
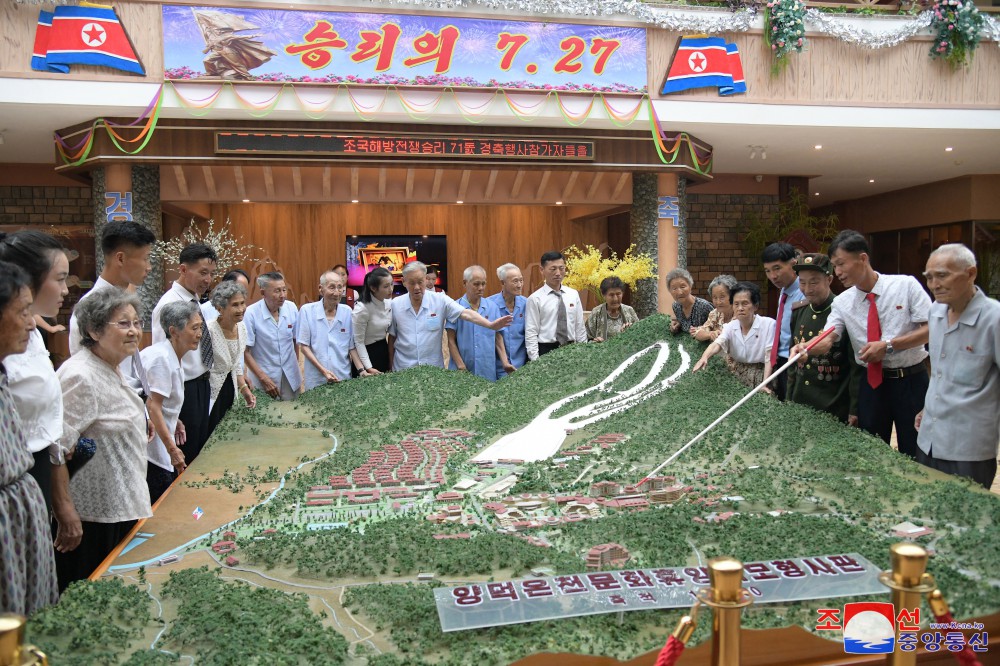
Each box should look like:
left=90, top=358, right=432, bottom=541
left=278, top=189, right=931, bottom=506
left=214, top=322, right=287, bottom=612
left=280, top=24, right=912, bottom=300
left=762, top=242, right=803, bottom=401
left=793, top=230, right=930, bottom=458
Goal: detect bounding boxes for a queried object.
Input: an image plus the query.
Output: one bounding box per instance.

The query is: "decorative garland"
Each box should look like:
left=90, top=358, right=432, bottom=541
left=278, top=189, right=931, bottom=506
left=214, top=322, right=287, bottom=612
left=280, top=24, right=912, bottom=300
left=54, top=85, right=163, bottom=166
left=803, top=9, right=933, bottom=48
left=766, top=0, right=807, bottom=74
left=929, top=0, right=986, bottom=68
left=167, top=81, right=646, bottom=127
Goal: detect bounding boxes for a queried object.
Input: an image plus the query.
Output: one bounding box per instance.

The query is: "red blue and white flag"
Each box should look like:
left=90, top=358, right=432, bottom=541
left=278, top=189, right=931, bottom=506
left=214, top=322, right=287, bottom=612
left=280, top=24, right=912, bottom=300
left=661, top=36, right=746, bottom=96
left=38, top=3, right=145, bottom=76
left=31, top=11, right=70, bottom=73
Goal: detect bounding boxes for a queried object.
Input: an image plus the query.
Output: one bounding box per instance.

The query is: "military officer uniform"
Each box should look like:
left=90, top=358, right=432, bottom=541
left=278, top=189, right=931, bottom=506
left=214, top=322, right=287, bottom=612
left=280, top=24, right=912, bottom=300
left=787, top=254, right=860, bottom=423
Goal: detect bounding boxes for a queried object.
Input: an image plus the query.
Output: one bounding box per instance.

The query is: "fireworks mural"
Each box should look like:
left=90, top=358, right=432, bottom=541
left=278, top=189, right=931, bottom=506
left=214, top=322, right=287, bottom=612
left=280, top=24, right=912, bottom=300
left=162, top=5, right=647, bottom=93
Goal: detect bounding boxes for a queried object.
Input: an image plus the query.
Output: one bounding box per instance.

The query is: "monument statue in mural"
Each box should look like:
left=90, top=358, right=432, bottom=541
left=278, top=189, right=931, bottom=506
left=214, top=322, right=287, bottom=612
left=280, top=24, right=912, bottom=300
left=194, top=10, right=276, bottom=79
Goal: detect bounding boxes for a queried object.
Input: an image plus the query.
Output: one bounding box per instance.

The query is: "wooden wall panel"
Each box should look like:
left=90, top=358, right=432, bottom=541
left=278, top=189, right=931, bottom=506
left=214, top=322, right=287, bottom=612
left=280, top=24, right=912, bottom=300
left=208, top=203, right=608, bottom=306
left=0, top=1, right=162, bottom=80
left=648, top=30, right=1000, bottom=108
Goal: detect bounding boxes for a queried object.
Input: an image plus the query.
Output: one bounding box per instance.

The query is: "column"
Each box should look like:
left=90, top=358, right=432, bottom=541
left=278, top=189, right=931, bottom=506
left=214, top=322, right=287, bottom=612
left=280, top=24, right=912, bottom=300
left=629, top=172, right=658, bottom=318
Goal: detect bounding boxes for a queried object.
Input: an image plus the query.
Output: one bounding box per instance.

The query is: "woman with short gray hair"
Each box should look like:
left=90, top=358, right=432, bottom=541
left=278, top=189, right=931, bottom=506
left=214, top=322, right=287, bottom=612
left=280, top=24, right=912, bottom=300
left=55, top=288, right=151, bottom=588
left=206, top=280, right=255, bottom=435
left=140, top=300, right=202, bottom=503
left=692, top=274, right=738, bottom=343
left=666, top=268, right=713, bottom=335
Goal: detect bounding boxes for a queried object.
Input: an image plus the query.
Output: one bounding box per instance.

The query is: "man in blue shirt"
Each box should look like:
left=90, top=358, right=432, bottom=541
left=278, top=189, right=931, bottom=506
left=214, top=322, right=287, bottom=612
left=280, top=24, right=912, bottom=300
left=389, top=261, right=512, bottom=371
left=244, top=271, right=301, bottom=401
left=488, top=263, right=527, bottom=377
left=447, top=265, right=515, bottom=381
left=762, top=242, right=803, bottom=401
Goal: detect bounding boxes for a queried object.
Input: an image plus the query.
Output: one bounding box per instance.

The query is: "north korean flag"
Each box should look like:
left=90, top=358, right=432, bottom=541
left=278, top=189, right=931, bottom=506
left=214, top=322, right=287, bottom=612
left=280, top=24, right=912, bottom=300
left=719, top=42, right=747, bottom=96
left=46, top=3, right=145, bottom=76
left=661, top=36, right=743, bottom=95
left=31, top=11, right=70, bottom=74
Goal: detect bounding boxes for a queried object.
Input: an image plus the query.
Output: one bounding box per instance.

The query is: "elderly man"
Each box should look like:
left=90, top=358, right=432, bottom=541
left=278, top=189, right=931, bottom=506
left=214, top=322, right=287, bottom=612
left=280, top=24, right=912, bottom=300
left=525, top=251, right=586, bottom=360
left=447, top=265, right=515, bottom=381
left=488, top=263, right=527, bottom=376
left=243, top=271, right=301, bottom=401
left=794, top=230, right=930, bottom=458
left=151, top=243, right=217, bottom=459
left=297, top=270, right=367, bottom=390
left=762, top=242, right=803, bottom=401
left=915, top=244, right=999, bottom=489
left=786, top=253, right=859, bottom=425
left=388, top=261, right=511, bottom=371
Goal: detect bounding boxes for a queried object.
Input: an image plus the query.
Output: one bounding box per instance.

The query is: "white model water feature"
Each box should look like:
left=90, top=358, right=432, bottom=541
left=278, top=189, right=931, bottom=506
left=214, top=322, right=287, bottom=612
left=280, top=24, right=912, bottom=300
left=473, top=342, right=690, bottom=463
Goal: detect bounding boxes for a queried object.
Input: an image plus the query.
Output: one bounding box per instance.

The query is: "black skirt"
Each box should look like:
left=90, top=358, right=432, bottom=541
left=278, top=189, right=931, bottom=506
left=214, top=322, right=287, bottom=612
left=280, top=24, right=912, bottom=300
left=366, top=339, right=390, bottom=373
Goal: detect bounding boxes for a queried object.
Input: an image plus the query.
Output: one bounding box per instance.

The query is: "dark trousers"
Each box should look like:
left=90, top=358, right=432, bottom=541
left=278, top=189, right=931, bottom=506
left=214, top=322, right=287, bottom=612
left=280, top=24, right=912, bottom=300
left=771, top=356, right=789, bottom=401
left=179, top=374, right=211, bottom=466
left=916, top=448, right=997, bottom=490
left=27, top=449, right=52, bottom=515
left=857, top=366, right=928, bottom=459
left=55, top=519, right=135, bottom=591
left=146, top=464, right=176, bottom=505
left=207, top=375, right=235, bottom=437
left=537, top=342, right=562, bottom=357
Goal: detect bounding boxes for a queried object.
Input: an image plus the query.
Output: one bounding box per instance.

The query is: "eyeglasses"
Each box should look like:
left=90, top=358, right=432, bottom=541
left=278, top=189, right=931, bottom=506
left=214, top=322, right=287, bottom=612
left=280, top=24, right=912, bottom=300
left=113, top=319, right=143, bottom=331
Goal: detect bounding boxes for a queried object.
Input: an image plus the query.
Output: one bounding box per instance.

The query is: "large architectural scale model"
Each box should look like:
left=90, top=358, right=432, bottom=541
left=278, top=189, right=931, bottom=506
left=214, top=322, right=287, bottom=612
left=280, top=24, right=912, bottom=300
left=26, top=317, right=1000, bottom=665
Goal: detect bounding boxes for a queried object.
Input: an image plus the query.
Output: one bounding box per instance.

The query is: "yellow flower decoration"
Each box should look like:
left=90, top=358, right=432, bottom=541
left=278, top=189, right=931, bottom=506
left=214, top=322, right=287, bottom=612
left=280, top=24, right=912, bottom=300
left=563, top=244, right=657, bottom=305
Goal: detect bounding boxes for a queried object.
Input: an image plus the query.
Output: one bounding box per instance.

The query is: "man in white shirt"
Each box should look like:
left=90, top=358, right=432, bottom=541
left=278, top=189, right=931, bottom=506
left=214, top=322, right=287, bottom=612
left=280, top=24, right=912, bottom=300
left=388, top=261, right=511, bottom=371
left=794, top=230, right=930, bottom=458
left=243, top=271, right=301, bottom=401
left=525, top=251, right=587, bottom=361
left=69, top=221, right=155, bottom=391
left=298, top=270, right=366, bottom=390
left=151, top=243, right=217, bottom=464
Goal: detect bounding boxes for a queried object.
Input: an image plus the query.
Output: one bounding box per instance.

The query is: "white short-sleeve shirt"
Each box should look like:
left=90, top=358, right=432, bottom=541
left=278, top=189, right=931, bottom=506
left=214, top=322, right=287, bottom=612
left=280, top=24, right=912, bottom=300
left=715, top=315, right=777, bottom=365
left=297, top=301, right=356, bottom=390
left=141, top=340, right=185, bottom=472
left=5, top=329, right=64, bottom=459
left=388, top=291, right=466, bottom=370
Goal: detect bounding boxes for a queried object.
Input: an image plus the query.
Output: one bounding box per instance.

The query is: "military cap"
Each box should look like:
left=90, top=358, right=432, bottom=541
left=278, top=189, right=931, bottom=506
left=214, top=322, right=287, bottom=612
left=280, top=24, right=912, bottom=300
left=793, top=253, right=832, bottom=275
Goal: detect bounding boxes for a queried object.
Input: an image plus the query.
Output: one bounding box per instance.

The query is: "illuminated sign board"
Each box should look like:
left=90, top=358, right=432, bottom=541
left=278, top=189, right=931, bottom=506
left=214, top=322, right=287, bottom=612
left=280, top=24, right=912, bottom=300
left=216, top=132, right=595, bottom=161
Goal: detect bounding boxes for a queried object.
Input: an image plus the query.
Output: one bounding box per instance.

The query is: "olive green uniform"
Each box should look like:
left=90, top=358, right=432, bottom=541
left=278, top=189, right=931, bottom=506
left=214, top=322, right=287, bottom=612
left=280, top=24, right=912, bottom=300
left=787, top=294, right=860, bottom=423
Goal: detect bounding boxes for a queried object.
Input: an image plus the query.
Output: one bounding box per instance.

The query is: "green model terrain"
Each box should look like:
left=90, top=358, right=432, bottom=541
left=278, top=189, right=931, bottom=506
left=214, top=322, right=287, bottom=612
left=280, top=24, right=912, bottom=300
left=27, top=315, right=1000, bottom=665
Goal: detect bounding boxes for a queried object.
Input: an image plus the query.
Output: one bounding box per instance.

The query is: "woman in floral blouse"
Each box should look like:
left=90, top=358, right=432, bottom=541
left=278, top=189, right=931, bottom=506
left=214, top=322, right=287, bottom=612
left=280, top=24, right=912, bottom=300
left=586, top=276, right=639, bottom=342
left=691, top=274, right=737, bottom=342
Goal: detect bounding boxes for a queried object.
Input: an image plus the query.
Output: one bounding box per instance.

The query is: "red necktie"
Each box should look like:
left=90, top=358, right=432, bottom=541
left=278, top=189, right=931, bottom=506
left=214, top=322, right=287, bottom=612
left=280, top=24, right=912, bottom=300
left=769, top=292, right=787, bottom=368
left=866, top=292, right=883, bottom=389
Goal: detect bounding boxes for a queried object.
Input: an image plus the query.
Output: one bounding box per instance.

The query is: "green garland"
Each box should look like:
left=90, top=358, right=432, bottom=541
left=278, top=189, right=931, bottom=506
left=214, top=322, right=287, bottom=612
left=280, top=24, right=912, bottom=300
left=765, top=0, right=807, bottom=75
left=929, top=0, right=985, bottom=68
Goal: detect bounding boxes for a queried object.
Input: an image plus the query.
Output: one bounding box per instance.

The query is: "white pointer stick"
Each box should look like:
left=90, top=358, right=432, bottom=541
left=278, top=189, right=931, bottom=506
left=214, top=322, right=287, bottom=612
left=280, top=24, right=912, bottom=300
left=639, top=327, right=836, bottom=484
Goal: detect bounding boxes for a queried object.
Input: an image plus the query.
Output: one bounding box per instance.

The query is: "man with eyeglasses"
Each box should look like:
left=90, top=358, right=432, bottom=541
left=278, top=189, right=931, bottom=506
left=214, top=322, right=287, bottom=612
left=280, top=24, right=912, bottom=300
left=488, top=263, right=527, bottom=375
left=525, top=251, right=587, bottom=361
left=151, top=243, right=218, bottom=464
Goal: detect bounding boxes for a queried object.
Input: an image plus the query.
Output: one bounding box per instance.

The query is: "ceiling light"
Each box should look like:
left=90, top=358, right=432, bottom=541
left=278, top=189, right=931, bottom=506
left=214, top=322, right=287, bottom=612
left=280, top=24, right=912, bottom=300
left=945, top=147, right=953, bottom=152
left=456, top=200, right=463, bottom=204
left=869, top=179, right=875, bottom=183
left=555, top=201, right=563, bottom=205
left=351, top=199, right=359, bottom=203
left=814, top=145, right=822, bottom=150
left=814, top=192, right=820, bottom=196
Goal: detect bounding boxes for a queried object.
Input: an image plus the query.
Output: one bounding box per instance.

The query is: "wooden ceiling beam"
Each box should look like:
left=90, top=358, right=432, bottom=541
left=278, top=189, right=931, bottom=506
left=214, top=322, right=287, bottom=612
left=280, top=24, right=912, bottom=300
left=430, top=169, right=443, bottom=199
left=292, top=166, right=302, bottom=197
left=263, top=166, right=274, bottom=198
left=611, top=172, right=630, bottom=199
left=484, top=170, right=498, bottom=200
left=322, top=166, right=331, bottom=199
left=510, top=170, right=525, bottom=199
left=405, top=168, right=414, bottom=199
left=535, top=170, right=551, bottom=200
left=233, top=166, right=246, bottom=201
left=586, top=172, right=605, bottom=199
left=201, top=165, right=217, bottom=199
left=172, top=165, right=188, bottom=200
left=561, top=171, right=579, bottom=202
left=457, top=170, right=470, bottom=202
left=350, top=167, right=359, bottom=200
left=378, top=167, right=387, bottom=199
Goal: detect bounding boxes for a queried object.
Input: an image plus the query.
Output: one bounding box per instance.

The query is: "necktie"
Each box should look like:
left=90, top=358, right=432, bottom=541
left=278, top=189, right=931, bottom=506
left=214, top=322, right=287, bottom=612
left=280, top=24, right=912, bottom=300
left=131, top=349, right=150, bottom=396
left=769, top=292, right=787, bottom=368
left=195, top=300, right=214, bottom=368
left=554, top=290, right=570, bottom=344
left=865, top=292, right=882, bottom=389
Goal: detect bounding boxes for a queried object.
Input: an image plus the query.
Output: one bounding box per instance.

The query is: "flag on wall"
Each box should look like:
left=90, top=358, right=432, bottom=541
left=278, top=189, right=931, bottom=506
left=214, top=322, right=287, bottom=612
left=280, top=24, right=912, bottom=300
left=31, top=11, right=70, bottom=73
left=32, top=3, right=145, bottom=76
left=661, top=36, right=746, bottom=96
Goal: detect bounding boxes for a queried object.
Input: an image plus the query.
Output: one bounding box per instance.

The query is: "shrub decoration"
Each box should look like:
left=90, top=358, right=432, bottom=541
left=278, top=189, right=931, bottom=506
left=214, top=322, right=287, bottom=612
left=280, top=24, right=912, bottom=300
left=765, top=0, right=807, bottom=73
left=562, top=244, right=657, bottom=305
left=928, top=0, right=985, bottom=68
left=154, top=218, right=257, bottom=276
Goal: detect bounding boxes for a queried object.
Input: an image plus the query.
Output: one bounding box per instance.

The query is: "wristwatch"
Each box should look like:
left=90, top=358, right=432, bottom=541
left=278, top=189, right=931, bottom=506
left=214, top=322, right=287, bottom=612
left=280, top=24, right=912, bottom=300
left=883, top=337, right=894, bottom=354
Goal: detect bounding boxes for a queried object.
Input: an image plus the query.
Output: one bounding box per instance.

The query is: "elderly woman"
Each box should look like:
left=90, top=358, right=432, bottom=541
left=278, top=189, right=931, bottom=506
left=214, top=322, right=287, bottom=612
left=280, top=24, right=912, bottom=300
left=206, top=280, right=255, bottom=435
left=0, top=261, right=59, bottom=615
left=55, top=289, right=151, bottom=588
left=692, top=281, right=777, bottom=389
left=141, top=301, right=203, bottom=503
left=586, top=276, right=639, bottom=342
left=667, top=268, right=714, bottom=335
left=691, top=274, right=738, bottom=343
left=352, top=267, right=393, bottom=374
left=0, top=231, right=71, bottom=530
